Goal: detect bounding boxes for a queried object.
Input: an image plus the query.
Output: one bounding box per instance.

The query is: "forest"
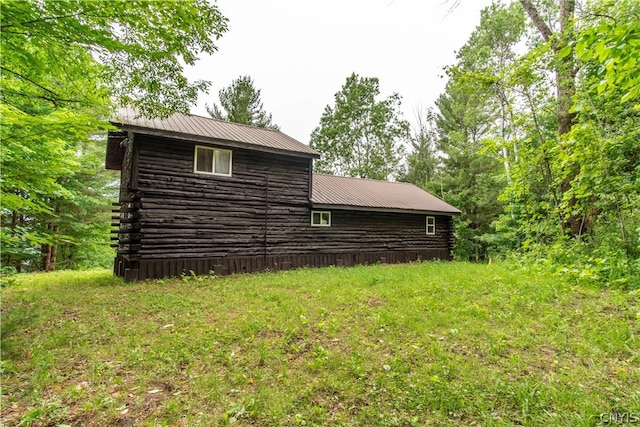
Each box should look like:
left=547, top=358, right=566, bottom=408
left=1, top=0, right=638, bottom=289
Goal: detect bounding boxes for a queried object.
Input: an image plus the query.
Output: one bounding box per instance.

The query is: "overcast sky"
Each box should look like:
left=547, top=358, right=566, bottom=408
left=187, top=0, right=494, bottom=144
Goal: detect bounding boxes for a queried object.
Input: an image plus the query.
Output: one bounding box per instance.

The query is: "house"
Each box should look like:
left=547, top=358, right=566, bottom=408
left=107, top=110, right=460, bottom=281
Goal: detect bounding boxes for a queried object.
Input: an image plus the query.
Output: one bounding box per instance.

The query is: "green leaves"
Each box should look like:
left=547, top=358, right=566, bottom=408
left=557, top=44, right=573, bottom=59
left=1, top=102, right=115, bottom=268
left=497, top=0, right=640, bottom=279
left=1, top=0, right=229, bottom=271
left=310, top=73, right=409, bottom=180
left=0, top=0, right=228, bottom=117
left=430, top=2, right=528, bottom=260
left=574, top=1, right=640, bottom=107
left=431, top=0, right=639, bottom=270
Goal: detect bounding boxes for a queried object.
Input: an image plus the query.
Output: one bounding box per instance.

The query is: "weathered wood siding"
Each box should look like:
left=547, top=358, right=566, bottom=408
left=304, top=210, right=452, bottom=254
left=113, top=133, right=454, bottom=280
left=126, top=249, right=450, bottom=279
left=134, top=134, right=310, bottom=258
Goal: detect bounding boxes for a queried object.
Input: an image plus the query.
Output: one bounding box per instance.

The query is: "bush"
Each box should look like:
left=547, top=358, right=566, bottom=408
left=0, top=265, right=18, bottom=288
left=519, top=238, right=639, bottom=290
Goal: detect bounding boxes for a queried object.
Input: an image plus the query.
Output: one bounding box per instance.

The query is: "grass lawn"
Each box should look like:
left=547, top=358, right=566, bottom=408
left=1, top=262, right=638, bottom=426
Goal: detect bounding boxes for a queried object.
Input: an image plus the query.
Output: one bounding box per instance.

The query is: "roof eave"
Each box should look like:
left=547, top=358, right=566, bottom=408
left=112, top=122, right=321, bottom=159
left=311, top=203, right=461, bottom=216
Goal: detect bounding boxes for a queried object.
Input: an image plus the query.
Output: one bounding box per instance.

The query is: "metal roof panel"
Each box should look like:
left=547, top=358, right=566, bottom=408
left=311, top=174, right=461, bottom=215
left=112, top=108, right=320, bottom=158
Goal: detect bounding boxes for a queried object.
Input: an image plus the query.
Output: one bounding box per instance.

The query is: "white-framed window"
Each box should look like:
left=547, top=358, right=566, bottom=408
left=194, top=145, right=232, bottom=176
left=311, top=210, right=331, bottom=227
left=426, top=216, right=436, bottom=235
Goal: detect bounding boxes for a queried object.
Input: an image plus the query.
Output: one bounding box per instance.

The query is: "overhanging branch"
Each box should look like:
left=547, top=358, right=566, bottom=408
left=1, top=66, right=83, bottom=106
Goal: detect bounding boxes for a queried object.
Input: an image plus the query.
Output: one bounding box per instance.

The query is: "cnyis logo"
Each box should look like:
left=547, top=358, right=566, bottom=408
left=600, top=412, right=640, bottom=424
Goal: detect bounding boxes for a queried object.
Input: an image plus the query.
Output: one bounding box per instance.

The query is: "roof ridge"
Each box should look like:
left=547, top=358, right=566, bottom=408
left=116, top=108, right=285, bottom=135
left=112, top=107, right=319, bottom=158
left=186, top=111, right=285, bottom=134
left=311, top=173, right=460, bottom=214
left=313, top=173, right=416, bottom=186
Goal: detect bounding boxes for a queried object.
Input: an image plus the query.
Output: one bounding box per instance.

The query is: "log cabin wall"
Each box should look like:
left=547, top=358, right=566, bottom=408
left=113, top=134, right=142, bottom=280
left=305, top=210, right=452, bottom=255
left=113, top=133, right=454, bottom=280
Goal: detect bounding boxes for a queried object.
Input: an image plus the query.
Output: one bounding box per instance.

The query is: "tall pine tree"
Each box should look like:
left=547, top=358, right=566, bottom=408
left=206, top=75, right=279, bottom=130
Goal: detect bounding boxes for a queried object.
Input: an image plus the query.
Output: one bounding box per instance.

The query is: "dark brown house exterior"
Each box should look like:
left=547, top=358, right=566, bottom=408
left=107, top=110, right=460, bottom=281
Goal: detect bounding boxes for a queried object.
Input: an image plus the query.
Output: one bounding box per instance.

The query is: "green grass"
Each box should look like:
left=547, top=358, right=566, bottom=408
left=2, top=262, right=639, bottom=426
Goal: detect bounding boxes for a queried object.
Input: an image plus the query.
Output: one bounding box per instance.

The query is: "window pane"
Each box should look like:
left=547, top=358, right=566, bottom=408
left=196, top=147, right=213, bottom=172
left=321, top=213, right=330, bottom=225
left=426, top=216, right=436, bottom=234
left=214, top=150, right=231, bottom=175
left=312, top=212, right=321, bottom=225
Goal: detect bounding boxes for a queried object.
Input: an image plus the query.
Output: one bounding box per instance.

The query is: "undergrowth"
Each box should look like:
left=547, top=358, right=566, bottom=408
left=517, top=238, right=640, bottom=290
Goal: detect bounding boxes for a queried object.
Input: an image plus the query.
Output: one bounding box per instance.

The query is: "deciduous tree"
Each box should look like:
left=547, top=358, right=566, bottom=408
left=1, top=0, right=228, bottom=271
left=1, top=0, right=228, bottom=117
left=445, top=0, right=640, bottom=285
left=432, top=2, right=525, bottom=260
left=310, top=73, right=409, bottom=180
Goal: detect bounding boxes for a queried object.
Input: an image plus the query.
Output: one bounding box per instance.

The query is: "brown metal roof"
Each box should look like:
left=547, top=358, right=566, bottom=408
left=112, top=108, right=320, bottom=158
left=311, top=174, right=461, bottom=215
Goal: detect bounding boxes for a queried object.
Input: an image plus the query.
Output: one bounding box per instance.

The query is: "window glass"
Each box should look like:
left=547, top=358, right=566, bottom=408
left=320, top=212, right=330, bottom=225
left=196, top=147, right=213, bottom=172
left=312, top=211, right=331, bottom=227
left=194, top=146, right=232, bottom=176
left=426, top=216, right=436, bottom=235
left=215, top=149, right=231, bottom=175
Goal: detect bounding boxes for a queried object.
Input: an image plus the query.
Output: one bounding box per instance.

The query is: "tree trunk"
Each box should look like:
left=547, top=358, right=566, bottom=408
left=556, top=0, right=577, bottom=136
left=50, top=244, right=57, bottom=271
left=5, top=210, right=18, bottom=267
left=556, top=0, right=581, bottom=235
left=42, top=244, right=51, bottom=271
left=519, top=0, right=576, bottom=136
left=16, top=215, right=26, bottom=272
left=41, top=244, right=58, bottom=272
left=41, top=225, right=59, bottom=272
left=520, top=0, right=581, bottom=236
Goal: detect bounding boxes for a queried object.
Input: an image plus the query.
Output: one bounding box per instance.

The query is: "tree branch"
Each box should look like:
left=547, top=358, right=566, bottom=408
left=1, top=67, right=84, bottom=106
left=518, top=0, right=554, bottom=42
left=584, top=12, right=617, bottom=24
left=2, top=89, right=83, bottom=107
left=1, top=66, right=60, bottom=97
left=559, top=0, right=576, bottom=33
left=0, top=11, right=88, bottom=31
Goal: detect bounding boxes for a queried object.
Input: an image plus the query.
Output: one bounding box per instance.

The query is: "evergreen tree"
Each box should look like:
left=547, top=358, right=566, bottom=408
left=401, top=110, right=440, bottom=189
left=431, top=2, right=525, bottom=260
left=206, top=75, right=279, bottom=130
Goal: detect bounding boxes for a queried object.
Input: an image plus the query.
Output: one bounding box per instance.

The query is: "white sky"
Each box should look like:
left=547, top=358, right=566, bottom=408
left=187, top=0, right=494, bottom=144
